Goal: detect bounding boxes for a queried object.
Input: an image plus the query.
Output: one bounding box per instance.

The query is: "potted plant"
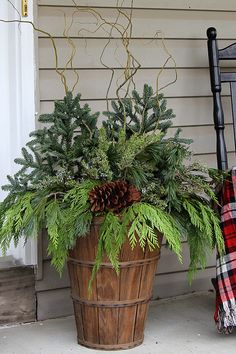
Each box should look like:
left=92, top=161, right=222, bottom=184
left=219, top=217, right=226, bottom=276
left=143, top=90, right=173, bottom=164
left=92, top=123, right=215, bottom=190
left=0, top=84, right=224, bottom=350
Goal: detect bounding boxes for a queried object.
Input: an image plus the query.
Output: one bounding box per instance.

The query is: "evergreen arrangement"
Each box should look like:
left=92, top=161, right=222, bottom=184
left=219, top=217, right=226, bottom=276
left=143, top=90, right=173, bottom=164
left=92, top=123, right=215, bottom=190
left=0, top=84, right=224, bottom=285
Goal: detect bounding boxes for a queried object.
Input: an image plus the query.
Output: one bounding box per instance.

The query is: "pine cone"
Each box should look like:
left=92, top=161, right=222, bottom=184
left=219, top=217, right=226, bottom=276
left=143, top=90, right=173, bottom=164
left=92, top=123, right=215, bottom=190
left=89, top=180, right=141, bottom=213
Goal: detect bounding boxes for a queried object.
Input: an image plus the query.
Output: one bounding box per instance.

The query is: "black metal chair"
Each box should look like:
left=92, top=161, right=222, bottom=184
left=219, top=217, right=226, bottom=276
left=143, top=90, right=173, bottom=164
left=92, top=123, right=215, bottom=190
left=207, top=27, right=236, bottom=170
left=207, top=28, right=236, bottom=317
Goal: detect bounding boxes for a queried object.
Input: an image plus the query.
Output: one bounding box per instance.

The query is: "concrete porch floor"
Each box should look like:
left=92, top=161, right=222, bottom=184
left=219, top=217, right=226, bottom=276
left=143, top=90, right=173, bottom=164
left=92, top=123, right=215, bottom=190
left=0, top=292, right=235, bottom=354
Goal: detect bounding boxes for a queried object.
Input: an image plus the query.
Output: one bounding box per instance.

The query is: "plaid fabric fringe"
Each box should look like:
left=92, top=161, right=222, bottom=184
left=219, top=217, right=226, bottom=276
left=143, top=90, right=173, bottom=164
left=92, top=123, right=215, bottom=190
left=216, top=253, right=236, bottom=333
left=215, top=167, right=236, bottom=334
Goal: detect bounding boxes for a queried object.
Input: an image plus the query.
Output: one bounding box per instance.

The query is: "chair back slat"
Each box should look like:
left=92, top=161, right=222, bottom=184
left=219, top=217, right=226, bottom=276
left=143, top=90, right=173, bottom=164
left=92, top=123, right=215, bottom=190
left=221, top=72, right=236, bottom=83
left=230, top=81, right=236, bottom=153
left=219, top=43, right=236, bottom=60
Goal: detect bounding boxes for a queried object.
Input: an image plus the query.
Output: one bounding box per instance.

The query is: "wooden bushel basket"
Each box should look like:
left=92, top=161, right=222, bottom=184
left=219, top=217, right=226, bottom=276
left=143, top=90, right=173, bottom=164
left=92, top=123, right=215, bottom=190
left=67, top=217, right=162, bottom=350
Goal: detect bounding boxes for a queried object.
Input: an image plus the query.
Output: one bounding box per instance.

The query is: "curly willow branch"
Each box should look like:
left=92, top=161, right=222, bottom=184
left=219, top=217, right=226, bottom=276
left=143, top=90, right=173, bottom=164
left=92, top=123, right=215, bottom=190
left=7, top=0, right=21, bottom=19
left=60, top=9, right=79, bottom=92
left=3, top=0, right=178, bottom=117
left=115, top=0, right=141, bottom=101
left=150, top=31, right=178, bottom=95
left=71, top=0, right=140, bottom=106
left=99, top=1, right=124, bottom=110
left=6, top=0, right=21, bottom=33
left=0, top=18, right=68, bottom=94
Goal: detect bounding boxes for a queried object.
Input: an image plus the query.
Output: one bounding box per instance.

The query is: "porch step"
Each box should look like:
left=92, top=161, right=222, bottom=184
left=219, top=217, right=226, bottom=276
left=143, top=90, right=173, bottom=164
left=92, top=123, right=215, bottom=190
left=0, top=255, right=21, bottom=269
left=0, top=266, right=36, bottom=325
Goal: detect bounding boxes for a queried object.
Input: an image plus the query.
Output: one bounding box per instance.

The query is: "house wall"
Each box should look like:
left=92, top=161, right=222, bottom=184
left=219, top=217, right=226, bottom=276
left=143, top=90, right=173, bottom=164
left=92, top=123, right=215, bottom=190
left=36, top=0, right=236, bottom=320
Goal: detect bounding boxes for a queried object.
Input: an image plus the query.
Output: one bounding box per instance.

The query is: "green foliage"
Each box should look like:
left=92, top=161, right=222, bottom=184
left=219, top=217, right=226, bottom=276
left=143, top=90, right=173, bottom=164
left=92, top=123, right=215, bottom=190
left=103, top=84, right=175, bottom=137
left=0, top=181, right=96, bottom=274
left=46, top=200, right=67, bottom=272
left=124, top=203, right=181, bottom=257
left=95, top=212, right=123, bottom=273
left=176, top=197, right=225, bottom=280
left=2, top=92, right=99, bottom=194
left=118, top=132, right=162, bottom=170
left=0, top=192, right=39, bottom=254
left=89, top=202, right=181, bottom=289
left=0, top=84, right=225, bottom=288
left=62, top=180, right=97, bottom=243
left=81, top=128, right=113, bottom=180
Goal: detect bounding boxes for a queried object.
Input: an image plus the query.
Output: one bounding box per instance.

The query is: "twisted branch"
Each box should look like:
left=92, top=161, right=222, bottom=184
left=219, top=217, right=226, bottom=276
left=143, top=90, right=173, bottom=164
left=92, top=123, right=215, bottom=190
left=0, top=18, right=68, bottom=93
left=3, top=0, right=178, bottom=117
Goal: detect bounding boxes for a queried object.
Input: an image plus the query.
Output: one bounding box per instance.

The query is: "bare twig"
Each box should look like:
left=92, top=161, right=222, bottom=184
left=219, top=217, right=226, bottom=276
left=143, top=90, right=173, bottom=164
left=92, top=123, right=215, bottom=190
left=3, top=0, right=178, bottom=120
left=0, top=18, right=69, bottom=93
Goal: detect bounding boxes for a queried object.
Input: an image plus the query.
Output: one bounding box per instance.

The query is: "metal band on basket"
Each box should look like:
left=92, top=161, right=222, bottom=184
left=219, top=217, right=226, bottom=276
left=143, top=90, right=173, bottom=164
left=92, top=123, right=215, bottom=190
left=67, top=254, right=160, bottom=268
left=71, top=294, right=152, bottom=308
left=77, top=337, right=144, bottom=350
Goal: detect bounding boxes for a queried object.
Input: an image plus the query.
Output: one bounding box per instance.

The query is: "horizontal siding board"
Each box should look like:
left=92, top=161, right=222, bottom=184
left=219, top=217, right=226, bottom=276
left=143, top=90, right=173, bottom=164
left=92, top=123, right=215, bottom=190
left=37, top=288, right=73, bottom=320
left=158, top=247, right=216, bottom=276
left=168, top=125, right=234, bottom=155
left=194, top=154, right=218, bottom=168
left=38, top=38, right=236, bottom=70
left=39, top=68, right=230, bottom=101
left=36, top=261, right=70, bottom=291
left=38, top=7, right=236, bottom=39
left=38, top=0, right=236, bottom=12
left=192, top=152, right=236, bottom=169
left=38, top=38, right=204, bottom=70
left=153, top=268, right=215, bottom=299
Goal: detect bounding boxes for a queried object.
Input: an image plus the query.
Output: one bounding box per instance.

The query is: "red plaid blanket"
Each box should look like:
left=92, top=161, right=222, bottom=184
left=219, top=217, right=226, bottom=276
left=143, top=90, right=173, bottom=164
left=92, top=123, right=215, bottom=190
left=214, top=167, right=236, bottom=334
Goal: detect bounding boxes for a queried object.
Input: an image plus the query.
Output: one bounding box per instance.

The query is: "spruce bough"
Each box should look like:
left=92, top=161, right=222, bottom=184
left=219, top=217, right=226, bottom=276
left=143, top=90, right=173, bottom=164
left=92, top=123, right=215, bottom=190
left=0, top=85, right=224, bottom=285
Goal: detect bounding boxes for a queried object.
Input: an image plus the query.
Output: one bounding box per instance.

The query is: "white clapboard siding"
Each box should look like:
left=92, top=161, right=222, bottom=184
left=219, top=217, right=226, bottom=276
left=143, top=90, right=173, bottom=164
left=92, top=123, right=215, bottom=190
left=38, top=0, right=236, bottom=12
left=37, top=0, right=236, bottom=319
left=152, top=267, right=215, bottom=300
left=39, top=68, right=231, bottom=101
left=38, top=38, right=236, bottom=70
left=38, top=7, right=236, bottom=39
left=192, top=152, right=236, bottom=169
